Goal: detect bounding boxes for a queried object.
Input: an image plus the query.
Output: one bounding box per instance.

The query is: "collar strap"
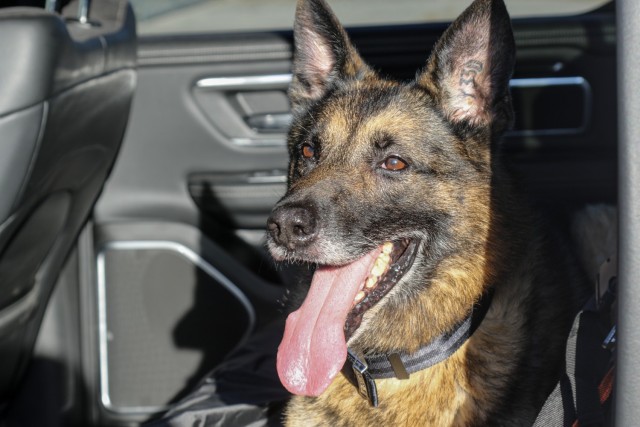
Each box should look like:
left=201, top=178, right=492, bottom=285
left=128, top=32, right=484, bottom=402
left=343, top=289, right=494, bottom=406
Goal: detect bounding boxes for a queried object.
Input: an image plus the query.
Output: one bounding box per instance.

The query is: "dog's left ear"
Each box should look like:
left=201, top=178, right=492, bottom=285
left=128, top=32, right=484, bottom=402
left=418, top=0, right=515, bottom=132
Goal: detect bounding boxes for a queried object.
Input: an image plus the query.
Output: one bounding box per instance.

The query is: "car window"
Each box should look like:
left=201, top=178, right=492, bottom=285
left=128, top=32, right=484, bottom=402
left=131, top=0, right=610, bottom=36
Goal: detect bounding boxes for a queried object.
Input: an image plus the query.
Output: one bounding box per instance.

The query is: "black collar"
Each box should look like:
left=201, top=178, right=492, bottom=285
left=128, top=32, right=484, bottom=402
left=342, top=289, right=494, bottom=407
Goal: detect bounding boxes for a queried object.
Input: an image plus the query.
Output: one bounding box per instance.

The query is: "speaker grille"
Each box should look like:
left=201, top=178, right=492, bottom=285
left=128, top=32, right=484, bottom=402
left=97, top=242, right=254, bottom=413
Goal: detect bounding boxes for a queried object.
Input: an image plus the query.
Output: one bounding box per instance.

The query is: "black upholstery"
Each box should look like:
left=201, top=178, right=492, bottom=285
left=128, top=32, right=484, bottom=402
left=0, top=0, right=136, bottom=400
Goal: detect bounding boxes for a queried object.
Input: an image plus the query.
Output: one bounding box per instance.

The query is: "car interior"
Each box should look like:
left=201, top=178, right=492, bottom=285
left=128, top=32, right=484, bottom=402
left=0, top=0, right=633, bottom=425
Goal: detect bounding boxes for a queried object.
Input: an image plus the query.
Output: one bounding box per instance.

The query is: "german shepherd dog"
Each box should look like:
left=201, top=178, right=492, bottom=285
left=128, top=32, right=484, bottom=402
left=267, top=0, right=588, bottom=425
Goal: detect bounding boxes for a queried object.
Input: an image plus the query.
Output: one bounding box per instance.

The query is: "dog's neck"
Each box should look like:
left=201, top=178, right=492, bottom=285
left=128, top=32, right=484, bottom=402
left=342, top=288, right=494, bottom=406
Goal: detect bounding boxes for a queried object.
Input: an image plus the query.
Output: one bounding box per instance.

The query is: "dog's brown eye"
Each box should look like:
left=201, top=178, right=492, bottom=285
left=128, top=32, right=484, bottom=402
left=381, top=156, right=408, bottom=171
left=301, top=144, right=315, bottom=159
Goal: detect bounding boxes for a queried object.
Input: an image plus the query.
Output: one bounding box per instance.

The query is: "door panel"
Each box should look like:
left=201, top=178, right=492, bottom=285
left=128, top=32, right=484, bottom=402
left=93, top=61, right=292, bottom=226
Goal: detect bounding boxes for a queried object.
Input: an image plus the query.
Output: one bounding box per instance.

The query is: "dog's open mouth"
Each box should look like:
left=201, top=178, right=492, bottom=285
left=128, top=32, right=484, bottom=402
left=344, top=239, right=418, bottom=339
left=277, top=239, right=419, bottom=397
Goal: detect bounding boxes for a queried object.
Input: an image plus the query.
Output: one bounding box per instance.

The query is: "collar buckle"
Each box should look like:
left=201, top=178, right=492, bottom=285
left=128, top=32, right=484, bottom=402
left=346, top=349, right=379, bottom=407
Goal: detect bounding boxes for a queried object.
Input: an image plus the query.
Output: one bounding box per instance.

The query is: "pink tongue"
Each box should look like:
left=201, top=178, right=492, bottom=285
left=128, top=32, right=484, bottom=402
left=277, top=248, right=380, bottom=396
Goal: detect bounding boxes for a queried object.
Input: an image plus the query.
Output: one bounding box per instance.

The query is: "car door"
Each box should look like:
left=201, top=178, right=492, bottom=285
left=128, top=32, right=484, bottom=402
left=16, top=1, right=616, bottom=425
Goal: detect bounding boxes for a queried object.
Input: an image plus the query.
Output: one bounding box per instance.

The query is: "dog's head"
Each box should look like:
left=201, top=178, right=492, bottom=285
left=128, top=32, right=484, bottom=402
left=267, top=0, right=515, bottom=397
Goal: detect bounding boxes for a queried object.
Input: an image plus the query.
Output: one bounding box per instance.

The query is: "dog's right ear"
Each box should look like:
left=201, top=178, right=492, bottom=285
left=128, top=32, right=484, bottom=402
left=289, top=0, right=370, bottom=110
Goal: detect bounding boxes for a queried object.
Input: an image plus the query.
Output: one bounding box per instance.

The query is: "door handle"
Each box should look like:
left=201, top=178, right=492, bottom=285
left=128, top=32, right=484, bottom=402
left=245, top=113, right=292, bottom=134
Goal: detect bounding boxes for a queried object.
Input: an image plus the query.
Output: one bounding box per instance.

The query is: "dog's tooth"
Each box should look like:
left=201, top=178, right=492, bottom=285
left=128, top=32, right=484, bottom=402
left=378, top=253, right=391, bottom=266
left=376, top=256, right=389, bottom=270
left=382, top=242, right=394, bottom=255
left=354, top=291, right=365, bottom=303
left=371, top=262, right=385, bottom=278
left=365, top=277, right=378, bottom=289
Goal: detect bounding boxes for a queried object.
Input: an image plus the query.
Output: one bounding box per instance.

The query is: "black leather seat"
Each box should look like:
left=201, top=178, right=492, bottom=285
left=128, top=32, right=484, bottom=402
left=0, top=0, right=136, bottom=400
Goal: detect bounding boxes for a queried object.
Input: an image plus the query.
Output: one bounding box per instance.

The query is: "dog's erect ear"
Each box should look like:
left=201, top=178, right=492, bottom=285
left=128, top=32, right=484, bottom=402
left=289, top=0, right=370, bottom=109
left=418, top=0, right=515, bottom=131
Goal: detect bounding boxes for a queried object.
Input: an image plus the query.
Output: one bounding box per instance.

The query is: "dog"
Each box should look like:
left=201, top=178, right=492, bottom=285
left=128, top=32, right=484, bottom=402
left=266, top=0, right=589, bottom=425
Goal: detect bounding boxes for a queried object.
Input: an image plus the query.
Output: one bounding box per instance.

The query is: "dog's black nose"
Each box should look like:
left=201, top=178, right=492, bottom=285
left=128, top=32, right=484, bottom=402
left=268, top=204, right=318, bottom=250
